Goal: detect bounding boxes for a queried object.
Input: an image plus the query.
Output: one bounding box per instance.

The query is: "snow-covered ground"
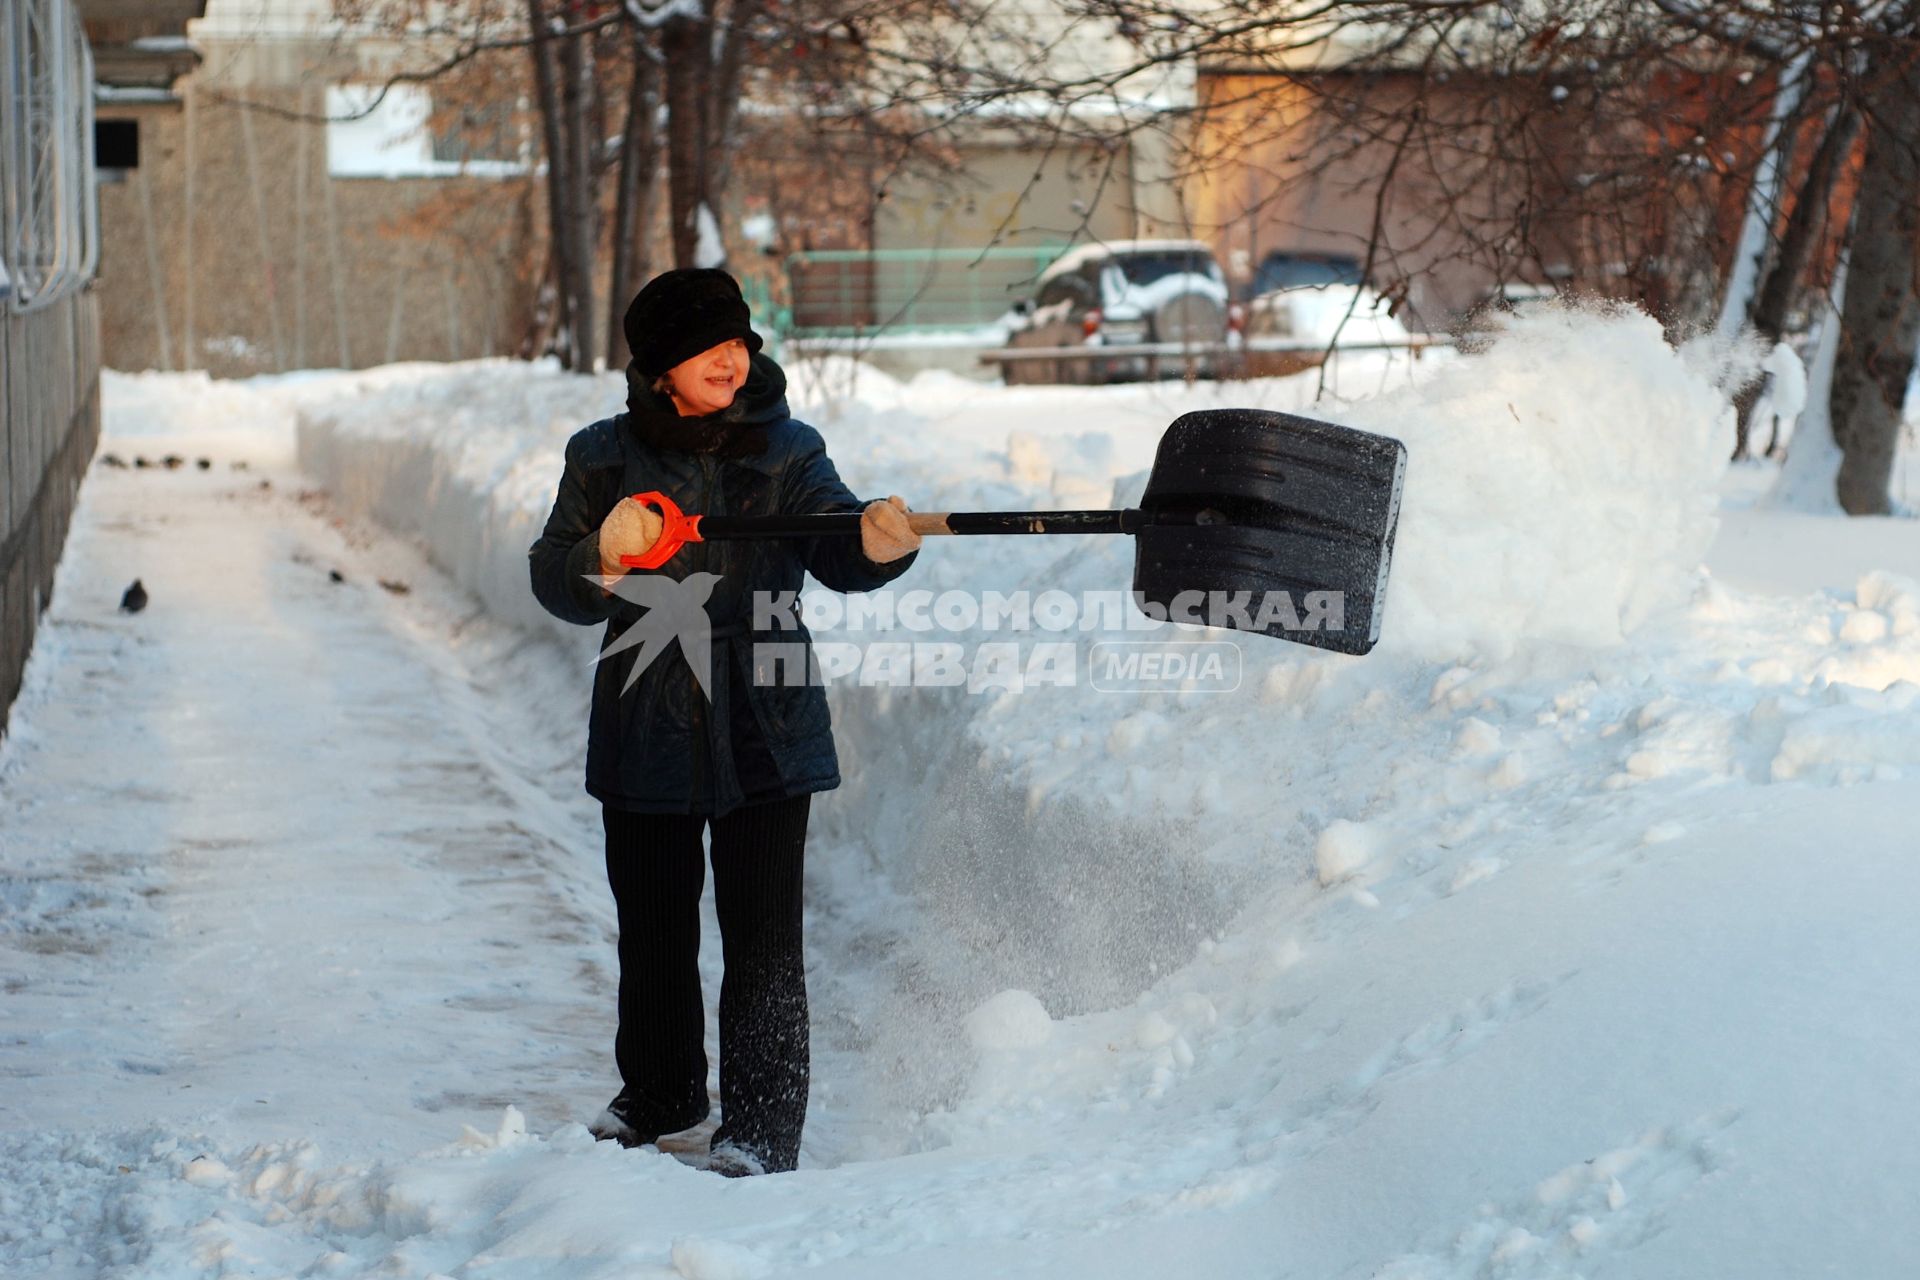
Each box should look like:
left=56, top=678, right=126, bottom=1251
left=5, top=309, right=1920, bottom=1277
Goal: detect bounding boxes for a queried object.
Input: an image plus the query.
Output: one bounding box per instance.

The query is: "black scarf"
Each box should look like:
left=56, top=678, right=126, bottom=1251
left=622, top=355, right=783, bottom=459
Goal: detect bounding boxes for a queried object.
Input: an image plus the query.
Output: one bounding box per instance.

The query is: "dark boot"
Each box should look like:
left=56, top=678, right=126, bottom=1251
left=705, top=1140, right=769, bottom=1178
left=589, top=1088, right=708, bottom=1149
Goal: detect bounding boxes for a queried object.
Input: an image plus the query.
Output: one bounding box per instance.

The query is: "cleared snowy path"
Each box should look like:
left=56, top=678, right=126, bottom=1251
left=0, top=374, right=990, bottom=1278
left=0, top=412, right=627, bottom=1158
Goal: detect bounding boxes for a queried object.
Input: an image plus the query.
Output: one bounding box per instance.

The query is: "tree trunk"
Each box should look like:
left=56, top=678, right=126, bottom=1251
left=607, top=43, right=662, bottom=370
left=662, top=12, right=712, bottom=268
left=698, top=0, right=760, bottom=261
left=1830, top=68, right=1920, bottom=515
left=518, top=250, right=562, bottom=360
left=561, top=28, right=599, bottom=368
left=526, top=0, right=577, bottom=368
left=1733, top=103, right=1862, bottom=458
left=1716, top=52, right=1811, bottom=343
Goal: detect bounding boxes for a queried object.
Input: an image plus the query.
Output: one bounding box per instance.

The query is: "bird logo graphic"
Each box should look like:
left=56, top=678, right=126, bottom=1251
left=587, top=571, right=724, bottom=697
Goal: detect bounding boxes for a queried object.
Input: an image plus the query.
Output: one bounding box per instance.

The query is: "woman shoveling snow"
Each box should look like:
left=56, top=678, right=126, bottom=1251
left=528, top=267, right=922, bottom=1176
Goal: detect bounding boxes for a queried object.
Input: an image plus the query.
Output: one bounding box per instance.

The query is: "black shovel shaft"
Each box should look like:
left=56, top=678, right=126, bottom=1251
left=695, top=507, right=1174, bottom=539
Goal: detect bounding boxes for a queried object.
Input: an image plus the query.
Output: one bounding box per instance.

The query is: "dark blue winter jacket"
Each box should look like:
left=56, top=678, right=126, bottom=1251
left=528, top=354, right=916, bottom=815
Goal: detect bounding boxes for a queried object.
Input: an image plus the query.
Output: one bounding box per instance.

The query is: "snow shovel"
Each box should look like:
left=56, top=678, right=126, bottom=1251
left=620, top=408, right=1408, bottom=656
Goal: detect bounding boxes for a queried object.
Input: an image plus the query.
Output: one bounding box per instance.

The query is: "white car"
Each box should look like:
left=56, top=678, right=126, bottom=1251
left=1004, top=240, right=1233, bottom=383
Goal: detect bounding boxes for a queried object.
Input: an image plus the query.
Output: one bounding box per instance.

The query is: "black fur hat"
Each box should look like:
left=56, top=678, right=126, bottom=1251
left=622, top=267, right=765, bottom=378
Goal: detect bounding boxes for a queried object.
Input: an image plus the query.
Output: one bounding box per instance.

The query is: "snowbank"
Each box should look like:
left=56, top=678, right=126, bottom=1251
left=295, top=358, right=629, bottom=655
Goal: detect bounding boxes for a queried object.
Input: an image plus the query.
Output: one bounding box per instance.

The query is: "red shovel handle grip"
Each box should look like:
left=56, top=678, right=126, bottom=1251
left=617, top=490, right=704, bottom=569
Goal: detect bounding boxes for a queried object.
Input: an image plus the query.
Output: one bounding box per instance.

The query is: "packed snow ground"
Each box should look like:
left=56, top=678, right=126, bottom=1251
left=5, top=309, right=1920, bottom=1277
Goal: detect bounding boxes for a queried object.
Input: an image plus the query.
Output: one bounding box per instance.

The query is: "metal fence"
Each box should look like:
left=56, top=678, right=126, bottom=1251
left=2, top=0, right=101, bottom=735
left=981, top=334, right=1449, bottom=385
left=738, top=272, right=789, bottom=355
left=783, top=246, right=1066, bottom=335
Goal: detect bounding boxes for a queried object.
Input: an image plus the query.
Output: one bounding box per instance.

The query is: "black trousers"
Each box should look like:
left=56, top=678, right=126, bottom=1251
left=601, top=794, right=811, bottom=1172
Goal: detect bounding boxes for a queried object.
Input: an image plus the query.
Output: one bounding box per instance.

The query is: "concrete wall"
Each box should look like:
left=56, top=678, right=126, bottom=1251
left=1185, top=73, right=1481, bottom=327
left=1, top=288, right=102, bottom=736
left=875, top=140, right=1138, bottom=251
left=96, top=39, right=539, bottom=376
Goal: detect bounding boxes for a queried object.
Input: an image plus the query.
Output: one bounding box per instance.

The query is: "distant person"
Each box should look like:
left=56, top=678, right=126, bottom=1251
left=1760, top=340, right=1808, bottom=458
left=528, top=267, right=921, bottom=1176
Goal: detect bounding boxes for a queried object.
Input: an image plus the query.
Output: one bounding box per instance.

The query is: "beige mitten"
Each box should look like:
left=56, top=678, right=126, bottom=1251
left=860, top=495, right=921, bottom=564
left=598, top=497, right=666, bottom=577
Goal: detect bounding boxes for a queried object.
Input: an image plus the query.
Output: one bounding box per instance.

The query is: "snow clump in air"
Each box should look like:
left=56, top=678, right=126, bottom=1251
left=1334, top=301, right=1739, bottom=661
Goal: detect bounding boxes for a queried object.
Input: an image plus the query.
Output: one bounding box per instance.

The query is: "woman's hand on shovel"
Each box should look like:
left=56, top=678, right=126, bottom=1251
left=598, top=496, right=665, bottom=582
left=861, top=495, right=922, bottom=564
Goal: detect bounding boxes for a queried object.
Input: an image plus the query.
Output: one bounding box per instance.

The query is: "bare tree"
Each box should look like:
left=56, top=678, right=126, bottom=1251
left=524, top=0, right=581, bottom=365
left=307, top=0, right=1121, bottom=369
left=660, top=0, right=757, bottom=267
left=1829, top=13, right=1920, bottom=514
left=1733, top=99, right=1858, bottom=458
left=292, top=0, right=1920, bottom=499
left=606, top=33, right=662, bottom=368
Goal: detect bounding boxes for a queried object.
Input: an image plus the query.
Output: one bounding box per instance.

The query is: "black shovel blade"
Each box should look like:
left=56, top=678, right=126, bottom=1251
left=1133, top=409, right=1408, bottom=655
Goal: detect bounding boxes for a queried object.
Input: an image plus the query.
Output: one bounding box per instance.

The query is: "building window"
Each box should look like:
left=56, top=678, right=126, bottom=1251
left=96, top=118, right=138, bottom=170
left=325, top=83, right=528, bottom=178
